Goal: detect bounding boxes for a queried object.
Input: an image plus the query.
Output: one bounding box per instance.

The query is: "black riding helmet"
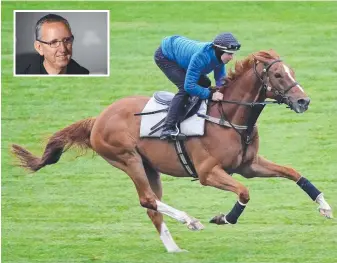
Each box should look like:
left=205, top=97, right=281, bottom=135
left=212, top=32, right=241, bottom=61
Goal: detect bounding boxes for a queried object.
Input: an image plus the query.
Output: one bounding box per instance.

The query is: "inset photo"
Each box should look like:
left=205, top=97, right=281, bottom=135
left=14, top=10, right=109, bottom=76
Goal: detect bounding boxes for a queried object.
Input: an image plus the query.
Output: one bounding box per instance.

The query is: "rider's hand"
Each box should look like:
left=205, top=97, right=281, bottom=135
left=212, top=91, right=223, bottom=101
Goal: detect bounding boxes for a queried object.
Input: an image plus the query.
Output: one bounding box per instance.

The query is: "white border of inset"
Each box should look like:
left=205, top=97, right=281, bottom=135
left=13, top=10, right=110, bottom=77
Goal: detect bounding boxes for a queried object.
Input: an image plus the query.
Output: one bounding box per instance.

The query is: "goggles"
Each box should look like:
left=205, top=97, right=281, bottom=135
left=213, top=43, right=241, bottom=54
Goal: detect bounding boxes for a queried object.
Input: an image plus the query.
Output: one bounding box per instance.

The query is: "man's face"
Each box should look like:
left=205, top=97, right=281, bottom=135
left=34, top=22, right=73, bottom=69
left=220, top=52, right=234, bottom=64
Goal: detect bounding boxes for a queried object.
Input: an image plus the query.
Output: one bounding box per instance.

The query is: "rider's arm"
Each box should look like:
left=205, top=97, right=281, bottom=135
left=184, top=53, right=211, bottom=99
left=214, top=64, right=225, bottom=87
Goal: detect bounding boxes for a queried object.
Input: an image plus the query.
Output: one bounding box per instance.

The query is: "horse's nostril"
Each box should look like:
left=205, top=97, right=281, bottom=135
left=297, top=98, right=310, bottom=107
left=298, top=99, right=305, bottom=105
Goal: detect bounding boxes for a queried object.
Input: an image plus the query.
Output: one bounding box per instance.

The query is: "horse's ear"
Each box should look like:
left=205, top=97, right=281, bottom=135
left=268, top=49, right=280, bottom=59
left=252, top=53, right=260, bottom=62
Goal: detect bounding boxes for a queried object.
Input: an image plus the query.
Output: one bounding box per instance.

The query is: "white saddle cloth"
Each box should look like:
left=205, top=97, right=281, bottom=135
left=139, top=94, right=207, bottom=138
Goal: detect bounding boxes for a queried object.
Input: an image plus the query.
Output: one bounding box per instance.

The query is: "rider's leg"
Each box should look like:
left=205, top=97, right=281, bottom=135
left=154, top=47, right=211, bottom=140
left=159, top=90, right=188, bottom=140
left=154, top=47, right=188, bottom=140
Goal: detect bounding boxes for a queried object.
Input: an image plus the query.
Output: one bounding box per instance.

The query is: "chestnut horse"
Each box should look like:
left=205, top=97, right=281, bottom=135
left=12, top=50, right=333, bottom=253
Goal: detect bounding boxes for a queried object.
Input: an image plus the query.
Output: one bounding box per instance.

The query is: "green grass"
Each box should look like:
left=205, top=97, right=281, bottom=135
left=2, top=1, right=337, bottom=263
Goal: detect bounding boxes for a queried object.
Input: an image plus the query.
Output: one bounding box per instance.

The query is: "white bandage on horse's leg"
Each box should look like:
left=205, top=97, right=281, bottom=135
left=155, top=200, right=188, bottom=223
left=159, top=222, right=181, bottom=252
left=316, top=193, right=332, bottom=210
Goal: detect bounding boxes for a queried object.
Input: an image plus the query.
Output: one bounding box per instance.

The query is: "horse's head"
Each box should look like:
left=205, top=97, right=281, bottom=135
left=253, top=50, right=310, bottom=113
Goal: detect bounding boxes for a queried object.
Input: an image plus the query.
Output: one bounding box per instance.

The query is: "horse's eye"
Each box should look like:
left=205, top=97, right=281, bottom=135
left=275, top=73, right=282, bottom=78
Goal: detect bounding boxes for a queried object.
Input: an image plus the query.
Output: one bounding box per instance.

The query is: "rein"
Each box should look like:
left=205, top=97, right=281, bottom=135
left=214, top=99, right=280, bottom=107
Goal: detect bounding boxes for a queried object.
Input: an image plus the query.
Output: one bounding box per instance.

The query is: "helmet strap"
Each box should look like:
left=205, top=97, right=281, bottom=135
left=213, top=46, right=225, bottom=63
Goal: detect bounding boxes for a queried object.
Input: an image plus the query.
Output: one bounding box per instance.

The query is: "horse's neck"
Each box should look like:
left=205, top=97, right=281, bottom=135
left=211, top=70, right=263, bottom=125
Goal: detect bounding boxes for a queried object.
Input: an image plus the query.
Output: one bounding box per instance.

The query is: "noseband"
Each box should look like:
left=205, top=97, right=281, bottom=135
left=253, top=59, right=298, bottom=103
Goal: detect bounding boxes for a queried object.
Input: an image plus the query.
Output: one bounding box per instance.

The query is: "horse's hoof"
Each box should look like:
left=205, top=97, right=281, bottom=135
left=209, top=214, right=230, bottom=225
left=319, top=208, right=333, bottom=219
left=186, top=218, right=204, bottom=231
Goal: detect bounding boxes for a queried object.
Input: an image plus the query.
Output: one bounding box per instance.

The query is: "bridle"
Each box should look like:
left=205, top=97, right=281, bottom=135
left=253, top=58, right=298, bottom=104
left=210, top=58, right=299, bottom=163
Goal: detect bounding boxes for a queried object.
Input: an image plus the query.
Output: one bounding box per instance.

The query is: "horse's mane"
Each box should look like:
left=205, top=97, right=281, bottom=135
left=224, top=49, right=281, bottom=86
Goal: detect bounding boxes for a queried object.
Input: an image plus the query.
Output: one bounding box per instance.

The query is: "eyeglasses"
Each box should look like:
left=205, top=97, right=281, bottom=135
left=36, top=35, right=74, bottom=48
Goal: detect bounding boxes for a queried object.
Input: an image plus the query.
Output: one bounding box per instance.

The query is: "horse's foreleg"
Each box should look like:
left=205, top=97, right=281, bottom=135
left=240, top=155, right=333, bottom=218
left=199, top=165, right=250, bottom=225
left=144, top=163, right=185, bottom=253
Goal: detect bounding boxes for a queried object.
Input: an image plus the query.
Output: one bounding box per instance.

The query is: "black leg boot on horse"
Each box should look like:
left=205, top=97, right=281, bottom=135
left=160, top=92, right=187, bottom=141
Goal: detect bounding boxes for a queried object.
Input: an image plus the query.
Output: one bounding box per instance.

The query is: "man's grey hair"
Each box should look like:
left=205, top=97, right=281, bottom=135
left=35, top=14, right=71, bottom=40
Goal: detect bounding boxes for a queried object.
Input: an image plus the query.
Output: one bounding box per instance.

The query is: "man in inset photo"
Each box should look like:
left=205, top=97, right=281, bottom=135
left=17, top=13, right=89, bottom=75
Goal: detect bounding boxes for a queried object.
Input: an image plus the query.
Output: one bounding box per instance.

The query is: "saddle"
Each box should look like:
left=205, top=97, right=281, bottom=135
left=135, top=91, right=207, bottom=178
left=138, top=91, right=207, bottom=138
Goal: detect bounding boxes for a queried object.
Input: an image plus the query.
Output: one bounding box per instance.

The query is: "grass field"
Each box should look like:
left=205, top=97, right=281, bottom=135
left=2, top=1, right=337, bottom=263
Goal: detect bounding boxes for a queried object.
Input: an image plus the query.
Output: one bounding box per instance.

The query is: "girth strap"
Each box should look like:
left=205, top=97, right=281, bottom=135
left=174, top=140, right=198, bottom=178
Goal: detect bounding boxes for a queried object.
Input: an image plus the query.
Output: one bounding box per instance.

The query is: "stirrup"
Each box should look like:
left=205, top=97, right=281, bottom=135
left=160, top=125, right=180, bottom=140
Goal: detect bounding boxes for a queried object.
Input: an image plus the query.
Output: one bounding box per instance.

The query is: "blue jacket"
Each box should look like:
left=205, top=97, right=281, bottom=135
left=161, top=35, right=225, bottom=99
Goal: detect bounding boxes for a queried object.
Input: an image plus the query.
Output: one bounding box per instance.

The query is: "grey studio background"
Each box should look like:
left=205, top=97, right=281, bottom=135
left=15, top=11, right=109, bottom=75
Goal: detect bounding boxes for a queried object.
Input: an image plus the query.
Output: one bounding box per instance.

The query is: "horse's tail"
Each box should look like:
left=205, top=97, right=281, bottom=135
left=11, top=118, right=96, bottom=172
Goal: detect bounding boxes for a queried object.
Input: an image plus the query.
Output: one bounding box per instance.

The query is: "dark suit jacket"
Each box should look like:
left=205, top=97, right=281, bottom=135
left=16, top=53, right=90, bottom=75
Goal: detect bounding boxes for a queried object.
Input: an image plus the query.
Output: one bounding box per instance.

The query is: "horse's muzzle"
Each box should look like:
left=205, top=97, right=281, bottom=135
left=289, top=97, right=310, bottom=113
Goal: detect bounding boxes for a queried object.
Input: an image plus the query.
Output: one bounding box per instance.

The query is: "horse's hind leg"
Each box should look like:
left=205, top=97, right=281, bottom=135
left=143, top=162, right=185, bottom=253
left=100, top=147, right=204, bottom=230
left=124, top=152, right=204, bottom=231
left=240, top=155, right=333, bottom=218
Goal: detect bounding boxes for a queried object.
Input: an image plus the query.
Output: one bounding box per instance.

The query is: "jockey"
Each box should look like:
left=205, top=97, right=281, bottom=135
left=154, top=32, right=241, bottom=140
